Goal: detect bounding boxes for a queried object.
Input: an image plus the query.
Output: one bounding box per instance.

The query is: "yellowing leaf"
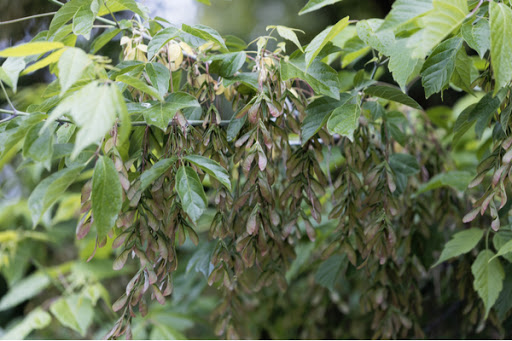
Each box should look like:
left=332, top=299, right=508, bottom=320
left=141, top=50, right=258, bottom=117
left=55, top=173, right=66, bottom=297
left=21, top=48, right=66, bottom=75
left=0, top=42, right=65, bottom=57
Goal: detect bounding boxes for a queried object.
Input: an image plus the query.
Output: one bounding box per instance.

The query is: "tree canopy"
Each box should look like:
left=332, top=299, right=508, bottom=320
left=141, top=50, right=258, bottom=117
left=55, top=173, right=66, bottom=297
left=1, top=0, right=512, bottom=339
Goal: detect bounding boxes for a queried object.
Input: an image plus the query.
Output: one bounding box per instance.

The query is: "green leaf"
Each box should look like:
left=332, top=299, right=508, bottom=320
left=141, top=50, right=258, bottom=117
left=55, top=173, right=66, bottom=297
left=466, top=89, right=507, bottom=139
left=23, top=122, right=55, bottom=162
left=209, top=52, right=246, bottom=78
left=269, top=25, right=304, bottom=52
left=471, top=250, right=505, bottom=319
left=492, top=238, right=512, bottom=262
left=1, top=308, right=51, bottom=340
left=326, top=103, right=360, bottom=141
left=175, top=166, right=207, bottom=223
left=0, top=272, right=50, bottom=311
left=146, top=62, right=171, bottom=97
left=0, top=114, right=46, bottom=162
left=184, top=155, right=231, bottom=189
left=50, top=295, right=94, bottom=336
left=356, top=19, right=394, bottom=56
left=92, top=156, right=123, bottom=238
left=225, top=35, right=248, bottom=52
left=147, top=27, right=180, bottom=60
left=280, top=54, right=340, bottom=99
left=490, top=2, right=512, bottom=91
left=495, top=264, right=512, bottom=321
left=364, top=84, right=422, bottom=110
left=432, top=228, right=483, bottom=267
left=420, top=37, right=462, bottom=98
left=389, top=153, right=420, bottom=177
left=90, top=28, right=122, bottom=54
left=412, top=0, right=468, bottom=58
left=45, top=81, right=126, bottom=158
left=493, top=231, right=512, bottom=263
left=379, top=0, right=433, bottom=31
left=28, top=165, right=84, bottom=226
left=0, top=57, right=26, bottom=92
left=58, top=47, right=92, bottom=95
left=226, top=115, right=246, bottom=142
left=387, top=37, right=424, bottom=92
left=116, top=74, right=164, bottom=102
left=143, top=92, right=201, bottom=131
left=48, top=0, right=83, bottom=37
left=181, top=24, right=228, bottom=53
left=415, top=171, right=473, bottom=195
left=0, top=41, right=65, bottom=57
left=299, top=0, right=343, bottom=15
left=186, top=241, right=215, bottom=279
left=72, top=0, right=100, bottom=39
left=451, top=46, right=478, bottom=94
left=305, top=17, right=349, bottom=68
left=140, top=157, right=177, bottom=191
left=314, top=254, right=347, bottom=291
left=462, top=18, right=490, bottom=59
left=97, top=0, right=148, bottom=20
left=302, top=93, right=353, bottom=144
left=195, top=0, right=211, bottom=4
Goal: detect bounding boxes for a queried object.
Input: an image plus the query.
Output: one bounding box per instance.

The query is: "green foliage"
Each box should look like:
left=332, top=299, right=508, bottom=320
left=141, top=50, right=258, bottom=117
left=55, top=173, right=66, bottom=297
left=3, top=0, right=512, bottom=339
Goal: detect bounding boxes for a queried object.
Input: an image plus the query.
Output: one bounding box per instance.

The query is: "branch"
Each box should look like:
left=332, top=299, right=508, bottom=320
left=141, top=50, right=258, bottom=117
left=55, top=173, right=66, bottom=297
left=0, top=12, right=57, bottom=26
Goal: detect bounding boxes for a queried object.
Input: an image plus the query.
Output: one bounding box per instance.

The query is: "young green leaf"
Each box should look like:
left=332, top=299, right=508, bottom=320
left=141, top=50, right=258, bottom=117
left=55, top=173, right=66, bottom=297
left=58, top=47, right=92, bottom=95
left=305, top=17, right=349, bottom=68
left=0, top=57, right=26, bottom=92
left=364, top=84, right=422, bottom=110
left=175, top=166, right=208, bottom=223
left=387, top=37, right=424, bottom=92
left=45, top=81, right=125, bottom=158
left=97, top=0, right=148, bottom=20
left=140, top=157, right=177, bottom=191
left=48, top=0, right=83, bottom=37
left=72, top=0, right=100, bottom=39
left=299, top=0, right=344, bottom=15
left=184, top=155, right=231, bottom=189
left=90, top=28, right=122, bottom=53
left=326, top=103, right=360, bottom=141
left=92, top=156, right=123, bottom=238
left=116, top=74, right=164, bottom=102
left=181, top=24, right=228, bottom=53
left=432, top=228, right=483, bottom=267
left=28, top=165, right=84, bottom=226
left=420, top=37, right=462, bottom=98
left=490, top=2, right=512, bottom=92
left=0, top=272, right=50, bottom=311
left=412, top=0, right=468, bottom=58
left=471, top=250, right=505, bottom=319
left=379, top=0, right=432, bottom=31
left=147, top=27, right=180, bottom=60
left=23, top=122, right=55, bottom=162
left=0, top=42, right=65, bottom=57
left=268, top=25, right=304, bottom=52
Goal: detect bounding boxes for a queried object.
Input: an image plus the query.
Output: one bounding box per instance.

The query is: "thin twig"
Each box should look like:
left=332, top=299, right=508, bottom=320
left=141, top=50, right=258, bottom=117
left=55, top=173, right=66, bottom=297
left=103, top=0, right=121, bottom=28
left=0, top=12, right=57, bottom=25
left=466, top=0, right=484, bottom=19
left=0, top=81, right=17, bottom=114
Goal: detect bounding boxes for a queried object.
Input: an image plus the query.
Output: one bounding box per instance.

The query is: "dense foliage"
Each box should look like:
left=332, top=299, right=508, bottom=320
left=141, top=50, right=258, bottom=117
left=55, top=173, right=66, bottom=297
left=2, top=0, right=512, bottom=339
